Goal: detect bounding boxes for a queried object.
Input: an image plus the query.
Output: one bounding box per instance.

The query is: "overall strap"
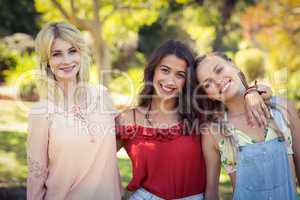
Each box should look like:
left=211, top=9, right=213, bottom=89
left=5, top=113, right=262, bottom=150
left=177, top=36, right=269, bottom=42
left=269, top=96, right=290, bottom=142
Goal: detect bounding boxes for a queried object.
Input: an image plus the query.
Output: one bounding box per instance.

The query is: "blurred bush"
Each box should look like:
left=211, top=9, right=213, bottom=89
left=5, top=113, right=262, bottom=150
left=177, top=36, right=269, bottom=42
left=0, top=42, right=18, bottom=83
left=0, top=0, right=40, bottom=36
left=4, top=53, right=39, bottom=101
left=109, top=52, right=145, bottom=100
left=235, top=48, right=265, bottom=81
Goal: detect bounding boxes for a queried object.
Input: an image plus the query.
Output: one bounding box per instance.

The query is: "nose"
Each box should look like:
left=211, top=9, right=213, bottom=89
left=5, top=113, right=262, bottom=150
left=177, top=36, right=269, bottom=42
left=210, top=76, right=223, bottom=89
left=215, top=79, right=223, bottom=87
left=165, top=74, right=177, bottom=85
left=62, top=53, right=72, bottom=65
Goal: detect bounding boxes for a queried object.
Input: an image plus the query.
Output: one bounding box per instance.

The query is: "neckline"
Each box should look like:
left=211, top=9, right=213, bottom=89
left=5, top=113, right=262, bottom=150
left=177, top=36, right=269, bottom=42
left=118, top=121, right=183, bottom=130
left=224, top=112, right=270, bottom=143
left=232, top=126, right=270, bottom=143
left=46, top=85, right=98, bottom=116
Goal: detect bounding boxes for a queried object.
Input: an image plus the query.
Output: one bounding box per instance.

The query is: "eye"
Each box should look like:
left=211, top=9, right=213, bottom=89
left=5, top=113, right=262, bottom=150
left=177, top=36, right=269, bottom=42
left=203, top=80, right=212, bottom=89
left=160, top=67, right=169, bottom=74
left=216, top=66, right=223, bottom=74
left=69, top=48, right=77, bottom=54
left=203, top=83, right=210, bottom=89
left=176, top=73, right=186, bottom=79
left=51, top=52, right=61, bottom=57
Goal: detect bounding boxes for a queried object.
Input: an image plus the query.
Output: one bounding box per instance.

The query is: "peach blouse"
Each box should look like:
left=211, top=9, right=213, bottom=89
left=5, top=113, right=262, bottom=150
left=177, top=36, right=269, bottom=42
left=27, top=85, right=122, bottom=200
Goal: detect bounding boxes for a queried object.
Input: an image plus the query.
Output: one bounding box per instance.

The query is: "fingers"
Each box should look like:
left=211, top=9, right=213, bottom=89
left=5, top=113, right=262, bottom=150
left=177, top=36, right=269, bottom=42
left=251, top=108, right=263, bottom=128
left=255, top=101, right=270, bottom=128
left=246, top=103, right=268, bottom=128
left=261, top=92, right=271, bottom=101
left=257, top=105, right=267, bottom=127
left=245, top=91, right=271, bottom=128
left=257, top=84, right=272, bottom=100
left=247, top=106, right=256, bottom=128
left=246, top=111, right=252, bottom=127
left=261, top=102, right=270, bottom=119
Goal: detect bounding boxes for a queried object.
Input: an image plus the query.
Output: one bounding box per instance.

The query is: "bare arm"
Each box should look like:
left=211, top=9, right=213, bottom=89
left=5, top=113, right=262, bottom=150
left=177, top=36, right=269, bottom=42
left=287, top=100, right=300, bottom=184
left=202, top=130, right=221, bottom=200
left=115, top=109, right=136, bottom=152
left=27, top=111, right=49, bottom=200
left=276, top=97, right=300, bottom=184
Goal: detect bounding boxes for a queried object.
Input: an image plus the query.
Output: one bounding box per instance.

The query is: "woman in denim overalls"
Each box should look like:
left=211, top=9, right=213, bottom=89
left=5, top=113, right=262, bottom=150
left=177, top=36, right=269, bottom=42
left=192, top=52, right=300, bottom=200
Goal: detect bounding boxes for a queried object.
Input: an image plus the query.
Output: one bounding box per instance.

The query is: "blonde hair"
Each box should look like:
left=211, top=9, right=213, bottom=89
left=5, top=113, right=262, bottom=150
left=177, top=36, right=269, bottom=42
left=35, top=22, right=91, bottom=102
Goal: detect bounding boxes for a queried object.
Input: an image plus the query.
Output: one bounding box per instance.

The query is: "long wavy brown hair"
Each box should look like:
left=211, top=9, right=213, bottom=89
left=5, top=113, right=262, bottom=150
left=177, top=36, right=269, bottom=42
left=138, top=40, right=197, bottom=134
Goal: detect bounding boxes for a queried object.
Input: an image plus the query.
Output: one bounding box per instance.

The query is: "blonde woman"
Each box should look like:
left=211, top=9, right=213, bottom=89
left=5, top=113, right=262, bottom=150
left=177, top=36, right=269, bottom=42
left=27, top=22, right=122, bottom=200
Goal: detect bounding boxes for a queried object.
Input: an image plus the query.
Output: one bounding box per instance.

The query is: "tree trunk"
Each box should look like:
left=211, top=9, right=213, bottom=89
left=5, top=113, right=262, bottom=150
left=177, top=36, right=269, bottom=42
left=91, top=30, right=111, bottom=87
left=212, top=0, right=237, bottom=51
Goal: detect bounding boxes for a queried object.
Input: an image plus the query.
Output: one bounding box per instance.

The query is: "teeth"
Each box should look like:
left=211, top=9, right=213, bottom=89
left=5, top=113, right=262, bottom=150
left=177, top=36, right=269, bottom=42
left=161, top=84, right=175, bottom=93
left=60, top=65, right=75, bottom=72
left=163, top=86, right=173, bottom=92
left=220, top=80, right=231, bottom=93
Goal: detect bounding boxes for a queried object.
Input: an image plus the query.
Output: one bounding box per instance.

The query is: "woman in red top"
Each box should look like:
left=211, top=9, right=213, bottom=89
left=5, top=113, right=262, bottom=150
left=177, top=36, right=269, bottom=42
left=116, top=40, right=270, bottom=200
left=116, top=40, right=205, bottom=199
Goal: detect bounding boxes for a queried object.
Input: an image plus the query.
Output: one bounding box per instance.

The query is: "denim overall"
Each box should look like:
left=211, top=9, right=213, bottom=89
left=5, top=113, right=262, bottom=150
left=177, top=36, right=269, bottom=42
left=233, top=106, right=299, bottom=200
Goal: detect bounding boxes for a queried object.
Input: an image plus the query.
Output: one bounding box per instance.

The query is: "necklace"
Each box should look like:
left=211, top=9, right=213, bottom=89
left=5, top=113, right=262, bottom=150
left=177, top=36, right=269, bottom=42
left=145, top=102, right=181, bottom=128
left=227, top=111, right=247, bottom=118
left=73, top=105, right=95, bottom=143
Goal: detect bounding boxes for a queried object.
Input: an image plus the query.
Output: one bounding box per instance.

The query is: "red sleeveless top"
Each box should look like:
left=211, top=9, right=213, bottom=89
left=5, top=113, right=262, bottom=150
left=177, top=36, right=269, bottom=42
left=116, top=110, right=206, bottom=199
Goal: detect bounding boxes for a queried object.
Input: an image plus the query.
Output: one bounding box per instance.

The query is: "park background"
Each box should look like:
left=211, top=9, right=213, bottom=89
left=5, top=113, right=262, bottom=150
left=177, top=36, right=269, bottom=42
left=0, top=0, right=299, bottom=199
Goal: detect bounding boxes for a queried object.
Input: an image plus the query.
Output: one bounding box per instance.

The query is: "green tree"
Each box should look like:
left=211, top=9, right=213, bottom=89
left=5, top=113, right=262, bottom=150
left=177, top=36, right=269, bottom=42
left=154, top=0, right=256, bottom=54
left=0, top=0, right=40, bottom=36
left=240, top=0, right=300, bottom=100
left=35, top=0, right=167, bottom=85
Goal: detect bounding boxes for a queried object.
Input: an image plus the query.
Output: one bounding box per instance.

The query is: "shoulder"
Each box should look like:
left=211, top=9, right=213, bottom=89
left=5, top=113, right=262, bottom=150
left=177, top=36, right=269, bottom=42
left=116, top=108, right=137, bottom=126
left=201, top=122, right=221, bottom=148
left=28, top=101, right=51, bottom=130
left=28, top=100, right=55, bottom=117
left=271, top=96, right=298, bottom=118
left=89, top=84, right=108, bottom=95
left=272, top=96, right=295, bottom=109
left=85, top=84, right=109, bottom=101
left=88, top=84, right=117, bottom=112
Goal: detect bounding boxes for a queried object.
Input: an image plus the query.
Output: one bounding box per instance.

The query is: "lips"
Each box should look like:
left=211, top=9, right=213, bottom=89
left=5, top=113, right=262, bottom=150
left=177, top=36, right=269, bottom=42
left=159, top=83, right=176, bottom=94
left=219, top=79, right=231, bottom=94
left=59, top=65, right=76, bottom=73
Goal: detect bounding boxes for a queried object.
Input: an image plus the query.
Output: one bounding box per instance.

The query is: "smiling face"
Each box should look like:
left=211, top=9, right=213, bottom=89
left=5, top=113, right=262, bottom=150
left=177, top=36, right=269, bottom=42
left=48, top=37, right=80, bottom=83
left=196, top=55, right=245, bottom=103
left=153, top=54, right=187, bottom=100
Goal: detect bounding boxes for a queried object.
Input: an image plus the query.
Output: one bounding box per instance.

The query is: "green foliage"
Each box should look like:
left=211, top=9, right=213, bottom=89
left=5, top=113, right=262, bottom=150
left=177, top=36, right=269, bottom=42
left=0, top=0, right=40, bottom=36
left=102, top=1, right=166, bottom=47
left=4, top=53, right=39, bottom=101
left=137, top=2, right=218, bottom=57
left=0, top=131, right=27, bottom=185
left=235, top=48, right=265, bottom=81
left=108, top=52, right=145, bottom=107
left=109, top=66, right=144, bottom=99
left=241, top=1, right=300, bottom=101
left=4, top=53, right=37, bottom=85
left=0, top=42, right=18, bottom=82
left=35, top=0, right=167, bottom=47
left=138, top=21, right=191, bottom=58
left=168, top=3, right=217, bottom=54
left=289, top=71, right=300, bottom=100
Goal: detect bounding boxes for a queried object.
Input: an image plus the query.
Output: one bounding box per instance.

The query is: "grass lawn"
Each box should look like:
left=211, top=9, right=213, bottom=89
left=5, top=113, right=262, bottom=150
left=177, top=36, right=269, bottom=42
left=0, top=99, right=299, bottom=200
